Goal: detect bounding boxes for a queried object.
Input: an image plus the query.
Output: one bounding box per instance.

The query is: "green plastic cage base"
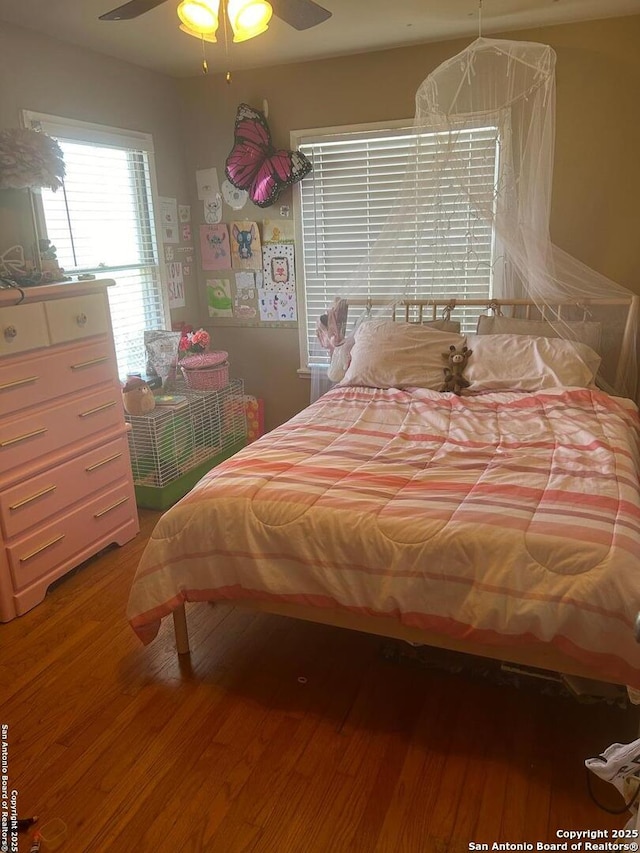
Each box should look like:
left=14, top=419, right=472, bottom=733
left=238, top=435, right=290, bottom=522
left=133, top=439, right=246, bottom=510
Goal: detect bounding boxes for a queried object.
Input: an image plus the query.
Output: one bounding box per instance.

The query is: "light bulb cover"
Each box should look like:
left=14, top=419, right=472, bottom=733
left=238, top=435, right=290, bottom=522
left=179, top=22, right=218, bottom=42
left=177, top=0, right=220, bottom=35
left=227, top=0, right=272, bottom=43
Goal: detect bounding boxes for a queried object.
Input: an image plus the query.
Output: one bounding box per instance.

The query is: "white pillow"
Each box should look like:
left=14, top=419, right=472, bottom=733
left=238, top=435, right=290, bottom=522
left=465, top=334, right=601, bottom=391
left=422, top=319, right=461, bottom=333
left=339, top=319, right=466, bottom=389
left=476, top=314, right=602, bottom=355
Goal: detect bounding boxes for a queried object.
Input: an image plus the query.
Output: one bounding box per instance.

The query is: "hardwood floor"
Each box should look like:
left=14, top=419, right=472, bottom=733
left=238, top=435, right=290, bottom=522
left=1, top=508, right=636, bottom=852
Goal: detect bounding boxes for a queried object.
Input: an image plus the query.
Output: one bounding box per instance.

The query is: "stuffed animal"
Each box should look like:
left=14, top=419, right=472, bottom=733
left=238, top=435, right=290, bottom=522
left=440, top=344, right=473, bottom=395
left=122, top=377, right=156, bottom=416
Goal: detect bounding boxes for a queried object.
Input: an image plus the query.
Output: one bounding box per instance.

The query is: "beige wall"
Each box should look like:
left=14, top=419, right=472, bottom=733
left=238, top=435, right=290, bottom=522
left=0, top=21, right=195, bottom=325
left=1, top=17, right=638, bottom=431
left=178, top=14, right=640, bottom=431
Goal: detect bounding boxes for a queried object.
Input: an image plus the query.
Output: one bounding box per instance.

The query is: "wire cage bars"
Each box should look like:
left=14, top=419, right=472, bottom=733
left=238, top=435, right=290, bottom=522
left=125, top=379, right=246, bottom=488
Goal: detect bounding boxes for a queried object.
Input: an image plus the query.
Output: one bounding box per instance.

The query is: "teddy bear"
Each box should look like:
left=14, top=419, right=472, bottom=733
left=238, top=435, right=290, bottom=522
left=440, top=344, right=473, bottom=395
left=122, top=376, right=156, bottom=416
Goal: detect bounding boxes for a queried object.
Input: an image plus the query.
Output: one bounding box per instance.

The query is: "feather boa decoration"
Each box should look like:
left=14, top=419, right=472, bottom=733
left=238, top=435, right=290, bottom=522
left=0, top=128, right=65, bottom=191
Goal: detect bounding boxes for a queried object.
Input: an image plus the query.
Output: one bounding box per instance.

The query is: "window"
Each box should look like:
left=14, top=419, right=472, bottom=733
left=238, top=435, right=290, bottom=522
left=292, top=121, right=499, bottom=369
left=24, top=112, right=168, bottom=378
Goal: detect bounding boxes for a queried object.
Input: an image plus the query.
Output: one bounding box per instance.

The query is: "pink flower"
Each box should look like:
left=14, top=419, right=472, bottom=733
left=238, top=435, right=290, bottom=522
left=179, top=328, right=210, bottom=357
left=191, top=329, right=210, bottom=349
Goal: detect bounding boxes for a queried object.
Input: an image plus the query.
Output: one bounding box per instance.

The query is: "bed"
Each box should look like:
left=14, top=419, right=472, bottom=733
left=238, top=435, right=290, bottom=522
left=127, top=298, right=640, bottom=690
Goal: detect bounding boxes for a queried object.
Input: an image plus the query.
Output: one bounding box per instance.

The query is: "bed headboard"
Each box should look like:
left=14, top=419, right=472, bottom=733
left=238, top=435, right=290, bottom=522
left=345, top=296, right=639, bottom=397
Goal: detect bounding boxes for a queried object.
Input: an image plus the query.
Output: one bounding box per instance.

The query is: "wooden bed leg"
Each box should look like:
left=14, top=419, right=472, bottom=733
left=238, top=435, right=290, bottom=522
left=173, top=604, right=190, bottom=655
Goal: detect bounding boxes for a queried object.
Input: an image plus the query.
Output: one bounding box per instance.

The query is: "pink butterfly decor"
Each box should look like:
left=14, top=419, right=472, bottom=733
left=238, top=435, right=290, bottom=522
left=225, top=103, right=312, bottom=209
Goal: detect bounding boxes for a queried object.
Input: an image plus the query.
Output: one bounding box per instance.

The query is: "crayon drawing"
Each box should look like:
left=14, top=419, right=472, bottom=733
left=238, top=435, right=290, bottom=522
left=230, top=221, right=262, bottom=270
left=207, top=279, right=233, bottom=317
left=200, top=224, right=230, bottom=271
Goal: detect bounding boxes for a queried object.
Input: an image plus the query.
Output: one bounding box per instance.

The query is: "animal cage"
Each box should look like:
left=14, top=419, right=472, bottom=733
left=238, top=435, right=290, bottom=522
left=125, top=379, right=247, bottom=509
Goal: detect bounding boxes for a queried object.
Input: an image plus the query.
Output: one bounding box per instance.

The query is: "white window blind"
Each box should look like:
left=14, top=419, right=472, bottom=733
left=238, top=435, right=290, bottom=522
left=25, top=113, right=166, bottom=378
left=295, top=123, right=499, bottom=367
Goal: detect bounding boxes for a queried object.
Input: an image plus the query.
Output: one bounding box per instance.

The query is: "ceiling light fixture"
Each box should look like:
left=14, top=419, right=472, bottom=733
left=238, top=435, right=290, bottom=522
left=227, top=0, right=272, bottom=42
left=177, top=0, right=220, bottom=36
left=179, top=21, right=219, bottom=42
left=177, top=0, right=272, bottom=43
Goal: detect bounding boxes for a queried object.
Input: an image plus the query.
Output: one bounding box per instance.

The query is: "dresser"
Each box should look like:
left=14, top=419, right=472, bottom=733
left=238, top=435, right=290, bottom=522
left=0, top=279, right=139, bottom=621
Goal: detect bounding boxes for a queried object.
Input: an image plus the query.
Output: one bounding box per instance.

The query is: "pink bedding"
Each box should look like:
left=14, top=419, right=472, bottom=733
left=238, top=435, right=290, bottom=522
left=127, top=385, right=640, bottom=687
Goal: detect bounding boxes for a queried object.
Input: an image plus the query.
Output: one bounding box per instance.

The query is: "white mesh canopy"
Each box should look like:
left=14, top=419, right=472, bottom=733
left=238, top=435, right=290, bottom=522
left=311, top=37, right=638, bottom=402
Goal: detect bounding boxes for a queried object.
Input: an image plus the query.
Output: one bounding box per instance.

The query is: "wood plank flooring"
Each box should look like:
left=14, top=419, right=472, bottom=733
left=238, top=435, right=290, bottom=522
left=1, top=508, right=636, bottom=852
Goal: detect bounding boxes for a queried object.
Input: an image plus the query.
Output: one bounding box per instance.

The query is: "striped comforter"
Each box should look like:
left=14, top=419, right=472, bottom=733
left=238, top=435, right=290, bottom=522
left=128, top=385, right=640, bottom=687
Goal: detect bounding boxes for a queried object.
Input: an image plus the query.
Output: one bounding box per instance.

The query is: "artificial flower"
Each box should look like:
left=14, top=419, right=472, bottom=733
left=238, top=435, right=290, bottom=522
left=0, top=127, right=65, bottom=191
left=179, top=327, right=210, bottom=356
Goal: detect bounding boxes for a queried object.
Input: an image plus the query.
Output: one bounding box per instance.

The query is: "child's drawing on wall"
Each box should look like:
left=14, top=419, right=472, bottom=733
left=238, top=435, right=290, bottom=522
left=200, top=224, right=230, bottom=270
left=207, top=279, right=233, bottom=317
left=231, top=221, right=261, bottom=270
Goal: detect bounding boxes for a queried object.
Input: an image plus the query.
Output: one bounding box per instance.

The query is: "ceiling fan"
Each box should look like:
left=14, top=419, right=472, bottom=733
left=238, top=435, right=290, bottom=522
left=99, top=0, right=332, bottom=36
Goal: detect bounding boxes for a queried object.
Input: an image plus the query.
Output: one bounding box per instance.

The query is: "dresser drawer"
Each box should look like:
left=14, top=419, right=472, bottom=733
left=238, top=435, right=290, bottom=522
left=0, top=387, right=124, bottom=478
left=45, top=293, right=109, bottom=344
left=0, top=433, right=131, bottom=539
left=0, top=302, right=49, bottom=356
left=0, top=338, right=117, bottom=417
left=7, top=481, right=135, bottom=591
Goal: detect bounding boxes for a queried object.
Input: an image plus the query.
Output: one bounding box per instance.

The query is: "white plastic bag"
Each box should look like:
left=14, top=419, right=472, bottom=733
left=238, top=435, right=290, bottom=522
left=586, top=739, right=640, bottom=829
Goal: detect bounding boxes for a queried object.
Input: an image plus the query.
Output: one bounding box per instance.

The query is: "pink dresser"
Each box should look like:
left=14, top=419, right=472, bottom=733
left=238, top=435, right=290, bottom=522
left=0, top=279, right=139, bottom=621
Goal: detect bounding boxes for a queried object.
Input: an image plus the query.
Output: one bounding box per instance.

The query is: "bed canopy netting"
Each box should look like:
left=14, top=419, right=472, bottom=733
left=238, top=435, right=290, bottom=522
left=311, top=36, right=638, bottom=403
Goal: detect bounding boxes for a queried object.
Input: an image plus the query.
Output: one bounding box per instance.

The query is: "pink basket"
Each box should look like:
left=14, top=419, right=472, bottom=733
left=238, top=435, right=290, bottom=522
left=180, top=351, right=229, bottom=391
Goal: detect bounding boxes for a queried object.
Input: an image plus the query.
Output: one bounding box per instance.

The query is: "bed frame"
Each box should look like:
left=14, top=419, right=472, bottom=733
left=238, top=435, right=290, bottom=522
left=173, top=598, right=629, bottom=685
left=170, top=295, right=639, bottom=686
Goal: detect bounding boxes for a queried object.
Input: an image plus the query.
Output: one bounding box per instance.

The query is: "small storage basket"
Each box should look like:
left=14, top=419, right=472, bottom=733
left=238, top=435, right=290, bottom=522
left=180, top=351, right=229, bottom=391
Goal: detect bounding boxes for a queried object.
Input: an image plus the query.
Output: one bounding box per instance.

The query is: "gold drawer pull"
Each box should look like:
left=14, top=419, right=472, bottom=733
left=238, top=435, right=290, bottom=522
left=20, top=534, right=65, bottom=562
left=0, top=375, right=38, bottom=392
left=94, top=496, right=129, bottom=518
left=9, top=485, right=56, bottom=511
left=3, top=325, right=17, bottom=342
left=79, top=401, right=116, bottom=418
left=86, top=452, right=123, bottom=472
left=1, top=427, right=47, bottom=447
left=71, top=356, right=108, bottom=370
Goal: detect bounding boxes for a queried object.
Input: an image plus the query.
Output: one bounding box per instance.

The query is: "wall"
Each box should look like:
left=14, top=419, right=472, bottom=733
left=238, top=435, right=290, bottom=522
left=0, top=21, right=195, bottom=326
left=177, top=14, right=640, bottom=431
left=1, top=16, right=638, bottom=430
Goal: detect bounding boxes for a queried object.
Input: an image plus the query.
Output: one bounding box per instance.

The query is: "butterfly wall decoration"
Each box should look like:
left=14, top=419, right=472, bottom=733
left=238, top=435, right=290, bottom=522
left=225, top=103, right=312, bottom=209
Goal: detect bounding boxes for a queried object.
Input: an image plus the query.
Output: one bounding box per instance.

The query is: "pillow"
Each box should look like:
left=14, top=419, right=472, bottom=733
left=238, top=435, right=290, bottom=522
left=464, top=334, right=601, bottom=391
left=476, top=314, right=602, bottom=354
left=339, top=319, right=465, bottom=389
left=422, top=319, right=461, bottom=333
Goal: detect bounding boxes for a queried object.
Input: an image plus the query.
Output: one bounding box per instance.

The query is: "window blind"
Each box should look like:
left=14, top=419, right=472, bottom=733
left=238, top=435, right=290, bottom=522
left=27, top=115, right=166, bottom=378
left=296, top=124, right=499, bottom=367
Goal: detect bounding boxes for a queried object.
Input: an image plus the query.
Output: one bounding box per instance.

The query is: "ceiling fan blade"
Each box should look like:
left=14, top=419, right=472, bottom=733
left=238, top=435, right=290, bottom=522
left=270, top=0, right=332, bottom=31
left=99, top=0, right=168, bottom=21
